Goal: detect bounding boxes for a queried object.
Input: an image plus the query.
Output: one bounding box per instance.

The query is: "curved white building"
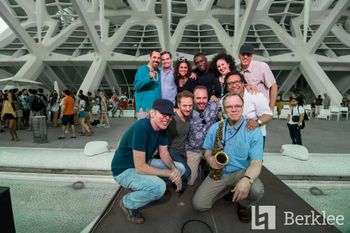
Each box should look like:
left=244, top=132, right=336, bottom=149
left=0, top=0, right=349, bottom=105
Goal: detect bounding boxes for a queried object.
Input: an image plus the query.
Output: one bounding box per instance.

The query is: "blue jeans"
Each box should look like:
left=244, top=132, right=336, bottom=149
left=114, top=159, right=185, bottom=210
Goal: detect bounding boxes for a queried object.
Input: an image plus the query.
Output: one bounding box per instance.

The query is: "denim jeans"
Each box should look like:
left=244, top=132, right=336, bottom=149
left=169, top=148, right=191, bottom=192
left=114, top=159, right=185, bottom=210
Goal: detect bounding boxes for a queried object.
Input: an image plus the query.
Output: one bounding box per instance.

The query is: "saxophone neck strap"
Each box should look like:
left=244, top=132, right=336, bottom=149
left=222, top=119, right=244, bottom=148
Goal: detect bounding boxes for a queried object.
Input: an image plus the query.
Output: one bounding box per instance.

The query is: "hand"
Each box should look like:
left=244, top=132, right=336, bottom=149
left=246, top=119, right=259, bottom=131
left=231, top=178, right=251, bottom=202
left=149, top=70, right=156, bottom=78
left=189, top=72, right=197, bottom=80
left=169, top=169, right=182, bottom=192
left=245, top=84, right=257, bottom=94
left=210, top=95, right=218, bottom=101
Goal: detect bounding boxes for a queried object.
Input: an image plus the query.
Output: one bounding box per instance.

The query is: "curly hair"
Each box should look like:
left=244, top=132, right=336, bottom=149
left=210, top=53, right=236, bottom=77
left=174, top=60, right=192, bottom=82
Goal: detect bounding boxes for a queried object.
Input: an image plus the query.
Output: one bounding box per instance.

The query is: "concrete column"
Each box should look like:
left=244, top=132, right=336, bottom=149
left=279, top=66, right=302, bottom=97
left=78, top=56, right=107, bottom=93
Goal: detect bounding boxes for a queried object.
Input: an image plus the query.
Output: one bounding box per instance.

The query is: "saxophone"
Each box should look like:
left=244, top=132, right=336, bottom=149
left=210, top=109, right=229, bottom=180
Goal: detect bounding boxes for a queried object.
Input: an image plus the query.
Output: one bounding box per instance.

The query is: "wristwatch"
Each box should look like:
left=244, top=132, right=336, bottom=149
left=256, top=119, right=263, bottom=127
left=243, top=175, right=254, bottom=184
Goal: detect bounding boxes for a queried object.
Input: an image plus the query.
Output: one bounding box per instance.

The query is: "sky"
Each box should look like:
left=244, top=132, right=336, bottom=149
left=0, top=17, right=8, bottom=33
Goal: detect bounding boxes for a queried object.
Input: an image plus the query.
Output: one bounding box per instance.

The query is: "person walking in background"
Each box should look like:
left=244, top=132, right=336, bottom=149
left=78, top=93, right=92, bottom=136
left=323, top=93, right=331, bottom=109
left=58, top=89, right=76, bottom=139
left=134, top=50, right=161, bottom=119
left=48, top=90, right=60, bottom=127
left=239, top=43, right=277, bottom=111
left=315, top=94, right=323, bottom=116
left=287, top=97, right=304, bottom=145
left=97, top=91, right=110, bottom=128
left=1, top=92, right=18, bottom=141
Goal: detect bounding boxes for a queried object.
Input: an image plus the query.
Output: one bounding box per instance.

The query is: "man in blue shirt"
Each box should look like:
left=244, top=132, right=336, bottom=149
left=134, top=50, right=162, bottom=119
left=111, top=99, right=185, bottom=224
left=160, top=51, right=177, bottom=105
left=192, top=93, right=264, bottom=223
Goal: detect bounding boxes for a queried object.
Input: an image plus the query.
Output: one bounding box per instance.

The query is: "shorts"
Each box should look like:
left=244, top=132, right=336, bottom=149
left=78, top=111, right=88, bottom=119
left=62, top=114, right=74, bottom=126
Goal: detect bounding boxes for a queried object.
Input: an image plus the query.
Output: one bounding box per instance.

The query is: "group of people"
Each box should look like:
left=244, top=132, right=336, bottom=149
left=112, top=43, right=277, bottom=224
left=0, top=87, right=131, bottom=141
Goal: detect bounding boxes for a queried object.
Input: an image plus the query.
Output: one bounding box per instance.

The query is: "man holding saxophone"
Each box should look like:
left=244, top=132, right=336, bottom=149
left=192, top=93, right=264, bottom=223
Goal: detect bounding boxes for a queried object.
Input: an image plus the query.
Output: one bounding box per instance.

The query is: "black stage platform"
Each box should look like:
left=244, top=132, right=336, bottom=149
left=89, top=167, right=340, bottom=233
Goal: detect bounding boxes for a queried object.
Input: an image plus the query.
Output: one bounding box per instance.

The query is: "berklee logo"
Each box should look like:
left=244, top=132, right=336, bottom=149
left=251, top=205, right=276, bottom=230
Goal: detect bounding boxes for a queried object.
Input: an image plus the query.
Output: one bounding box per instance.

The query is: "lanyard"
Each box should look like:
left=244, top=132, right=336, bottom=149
left=221, top=119, right=244, bottom=148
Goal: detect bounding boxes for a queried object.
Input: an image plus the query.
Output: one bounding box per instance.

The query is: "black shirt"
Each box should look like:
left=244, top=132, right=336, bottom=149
left=193, top=68, right=221, bottom=98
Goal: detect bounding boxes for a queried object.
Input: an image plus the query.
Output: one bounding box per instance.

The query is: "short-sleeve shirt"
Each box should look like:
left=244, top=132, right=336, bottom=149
left=288, top=105, right=305, bottom=125
left=203, top=118, right=263, bottom=176
left=111, top=118, right=168, bottom=176
left=62, top=95, right=75, bottom=115
left=240, top=60, right=276, bottom=100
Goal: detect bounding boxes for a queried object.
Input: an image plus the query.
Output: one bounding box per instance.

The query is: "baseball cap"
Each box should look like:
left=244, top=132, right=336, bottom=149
left=239, top=43, right=254, bottom=54
left=152, top=99, right=174, bottom=115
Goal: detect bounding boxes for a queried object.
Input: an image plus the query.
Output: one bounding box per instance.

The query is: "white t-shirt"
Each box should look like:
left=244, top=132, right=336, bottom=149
left=288, top=105, right=305, bottom=125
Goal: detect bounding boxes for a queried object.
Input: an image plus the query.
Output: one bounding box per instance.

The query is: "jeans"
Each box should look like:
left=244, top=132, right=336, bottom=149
left=114, top=159, right=185, bottom=210
left=169, top=148, right=191, bottom=192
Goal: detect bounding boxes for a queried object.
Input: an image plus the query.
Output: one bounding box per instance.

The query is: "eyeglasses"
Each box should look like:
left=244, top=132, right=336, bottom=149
left=178, top=57, right=188, bottom=62
left=199, top=112, right=206, bottom=125
left=226, top=80, right=243, bottom=86
left=159, top=112, right=173, bottom=119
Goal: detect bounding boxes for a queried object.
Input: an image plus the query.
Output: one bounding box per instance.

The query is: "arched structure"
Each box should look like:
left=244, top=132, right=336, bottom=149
left=0, top=0, right=349, bottom=105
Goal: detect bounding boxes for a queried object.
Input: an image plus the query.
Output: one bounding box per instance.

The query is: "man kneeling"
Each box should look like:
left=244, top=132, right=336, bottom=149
left=111, top=99, right=185, bottom=224
left=192, top=93, right=264, bottom=223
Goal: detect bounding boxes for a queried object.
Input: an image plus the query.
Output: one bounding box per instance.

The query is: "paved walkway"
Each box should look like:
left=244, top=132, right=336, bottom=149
left=0, top=117, right=349, bottom=153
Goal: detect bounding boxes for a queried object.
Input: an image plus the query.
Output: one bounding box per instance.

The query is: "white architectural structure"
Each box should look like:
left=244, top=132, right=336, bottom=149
left=0, top=0, right=349, bottom=105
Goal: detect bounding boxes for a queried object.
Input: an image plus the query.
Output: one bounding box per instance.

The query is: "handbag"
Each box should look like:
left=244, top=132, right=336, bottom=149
left=292, top=115, right=299, bottom=122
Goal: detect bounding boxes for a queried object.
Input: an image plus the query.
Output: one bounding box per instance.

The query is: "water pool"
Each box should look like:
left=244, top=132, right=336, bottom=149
left=285, top=180, right=350, bottom=233
left=0, top=173, right=117, bottom=233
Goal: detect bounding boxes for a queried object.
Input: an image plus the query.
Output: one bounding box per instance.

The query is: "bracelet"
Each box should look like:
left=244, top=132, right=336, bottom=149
left=243, top=175, right=254, bottom=184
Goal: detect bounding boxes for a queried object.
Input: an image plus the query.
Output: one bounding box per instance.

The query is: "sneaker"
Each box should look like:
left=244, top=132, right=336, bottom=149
left=119, top=200, right=145, bottom=224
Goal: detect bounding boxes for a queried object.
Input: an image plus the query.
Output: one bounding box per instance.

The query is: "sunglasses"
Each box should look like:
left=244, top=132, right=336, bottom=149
left=199, top=112, right=206, bottom=125
left=178, top=57, right=188, bottom=62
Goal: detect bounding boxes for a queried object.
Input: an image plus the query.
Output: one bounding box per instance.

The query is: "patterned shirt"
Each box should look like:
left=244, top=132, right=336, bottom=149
left=186, top=100, right=219, bottom=151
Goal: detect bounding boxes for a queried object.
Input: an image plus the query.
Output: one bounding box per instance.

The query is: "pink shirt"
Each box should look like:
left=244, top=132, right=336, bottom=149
left=240, top=60, right=276, bottom=100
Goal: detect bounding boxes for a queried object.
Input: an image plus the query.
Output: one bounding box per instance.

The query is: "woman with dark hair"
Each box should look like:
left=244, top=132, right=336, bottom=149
left=1, top=93, right=18, bottom=141
left=210, top=53, right=236, bottom=97
left=174, top=58, right=197, bottom=94
left=48, top=90, right=60, bottom=127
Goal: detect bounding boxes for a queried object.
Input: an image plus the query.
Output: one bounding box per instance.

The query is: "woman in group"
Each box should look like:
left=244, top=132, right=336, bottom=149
left=210, top=53, right=236, bottom=98
left=174, top=58, right=197, bottom=95
left=1, top=92, right=18, bottom=141
left=287, top=96, right=305, bottom=145
left=48, top=90, right=60, bottom=127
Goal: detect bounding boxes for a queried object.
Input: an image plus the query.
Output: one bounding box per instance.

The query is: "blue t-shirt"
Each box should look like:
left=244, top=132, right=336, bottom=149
left=111, top=118, right=168, bottom=176
left=203, top=118, right=263, bottom=177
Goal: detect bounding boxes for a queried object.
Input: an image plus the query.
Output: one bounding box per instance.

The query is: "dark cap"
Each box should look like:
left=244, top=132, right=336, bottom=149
left=239, top=43, right=254, bottom=54
left=152, top=99, right=174, bottom=115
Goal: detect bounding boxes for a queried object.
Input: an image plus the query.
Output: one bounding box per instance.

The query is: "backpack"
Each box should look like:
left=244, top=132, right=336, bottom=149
left=31, top=96, right=45, bottom=111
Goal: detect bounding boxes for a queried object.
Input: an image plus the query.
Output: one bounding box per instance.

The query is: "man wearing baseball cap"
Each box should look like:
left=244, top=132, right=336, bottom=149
left=239, top=43, right=278, bottom=111
left=111, top=98, right=185, bottom=224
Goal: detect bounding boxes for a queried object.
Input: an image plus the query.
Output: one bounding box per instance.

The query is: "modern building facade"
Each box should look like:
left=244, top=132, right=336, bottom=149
left=0, top=0, right=349, bottom=105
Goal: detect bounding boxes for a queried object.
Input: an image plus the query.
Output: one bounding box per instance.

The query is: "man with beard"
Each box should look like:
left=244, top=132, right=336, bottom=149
left=167, top=91, right=194, bottom=192
left=192, top=93, right=264, bottom=223
left=134, top=50, right=161, bottom=119
left=160, top=51, right=177, bottom=105
left=224, top=71, right=272, bottom=148
left=193, top=53, right=221, bottom=98
left=186, top=86, right=219, bottom=185
left=112, top=99, right=185, bottom=224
